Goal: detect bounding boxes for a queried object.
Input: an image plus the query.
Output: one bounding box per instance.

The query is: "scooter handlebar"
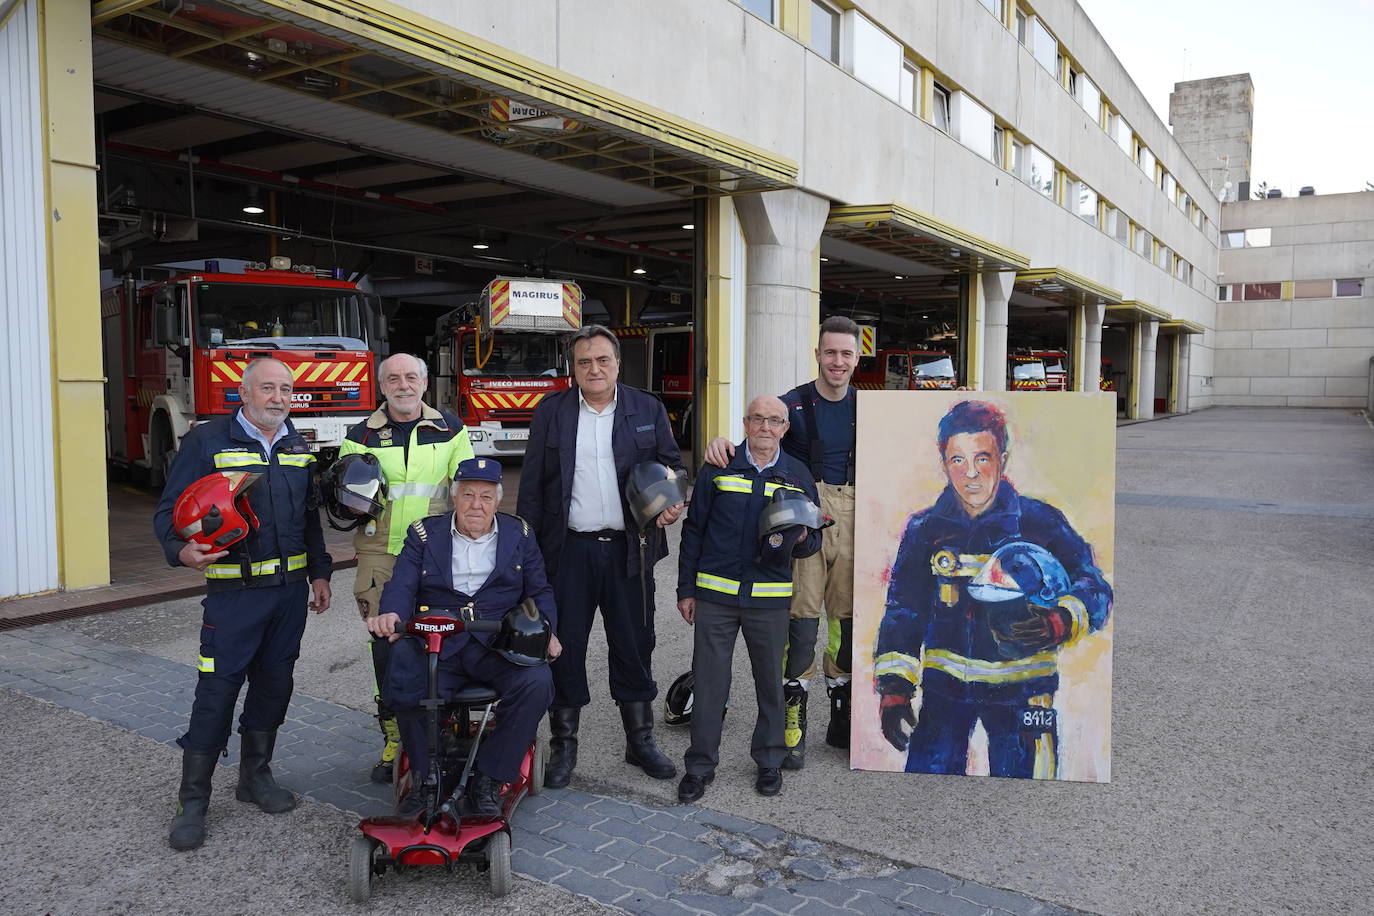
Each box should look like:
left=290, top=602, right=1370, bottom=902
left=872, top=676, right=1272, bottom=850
left=406, top=607, right=502, bottom=637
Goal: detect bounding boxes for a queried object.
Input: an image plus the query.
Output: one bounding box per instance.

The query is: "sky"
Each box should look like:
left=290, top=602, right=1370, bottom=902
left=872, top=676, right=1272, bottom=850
left=1075, top=0, right=1374, bottom=196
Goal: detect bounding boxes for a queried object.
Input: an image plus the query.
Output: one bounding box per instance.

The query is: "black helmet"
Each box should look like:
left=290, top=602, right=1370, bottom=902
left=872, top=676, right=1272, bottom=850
left=491, top=598, right=552, bottom=667
left=757, top=487, right=828, bottom=566
left=625, top=462, right=688, bottom=530
left=320, top=453, right=387, bottom=531
left=663, top=671, right=694, bottom=726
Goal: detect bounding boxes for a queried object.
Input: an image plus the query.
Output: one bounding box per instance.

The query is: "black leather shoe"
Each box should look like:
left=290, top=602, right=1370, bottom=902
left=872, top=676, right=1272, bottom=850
left=462, top=771, right=504, bottom=818
left=677, top=772, right=714, bottom=803
left=755, top=767, right=783, bottom=796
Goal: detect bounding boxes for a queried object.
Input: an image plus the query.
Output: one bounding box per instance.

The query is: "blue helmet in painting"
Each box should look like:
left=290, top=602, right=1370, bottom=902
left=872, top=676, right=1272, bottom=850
left=968, top=541, right=1070, bottom=607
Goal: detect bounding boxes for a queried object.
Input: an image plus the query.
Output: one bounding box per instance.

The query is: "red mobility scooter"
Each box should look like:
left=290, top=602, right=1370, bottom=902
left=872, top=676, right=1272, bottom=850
left=348, top=604, right=548, bottom=902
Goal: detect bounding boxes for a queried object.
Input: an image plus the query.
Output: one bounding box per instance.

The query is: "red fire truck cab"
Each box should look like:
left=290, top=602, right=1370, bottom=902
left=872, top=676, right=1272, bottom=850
left=102, top=258, right=377, bottom=486
left=611, top=324, right=694, bottom=442
left=854, top=349, right=958, bottom=390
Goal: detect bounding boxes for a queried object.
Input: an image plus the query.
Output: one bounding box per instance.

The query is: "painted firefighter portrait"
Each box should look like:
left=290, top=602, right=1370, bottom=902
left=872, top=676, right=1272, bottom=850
left=853, top=393, right=1115, bottom=782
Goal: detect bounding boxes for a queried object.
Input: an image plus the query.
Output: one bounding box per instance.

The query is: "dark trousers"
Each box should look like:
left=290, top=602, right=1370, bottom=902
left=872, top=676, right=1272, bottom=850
left=370, top=636, right=393, bottom=716
left=387, top=638, right=553, bottom=784
left=684, top=597, right=789, bottom=776
left=180, top=581, right=308, bottom=752
left=550, top=531, right=656, bottom=708
left=905, top=690, right=1059, bottom=779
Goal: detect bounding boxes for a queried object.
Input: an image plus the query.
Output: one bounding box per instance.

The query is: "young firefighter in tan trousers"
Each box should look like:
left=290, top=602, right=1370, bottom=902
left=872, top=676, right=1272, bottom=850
left=703, top=316, right=861, bottom=768
left=339, top=353, right=473, bottom=782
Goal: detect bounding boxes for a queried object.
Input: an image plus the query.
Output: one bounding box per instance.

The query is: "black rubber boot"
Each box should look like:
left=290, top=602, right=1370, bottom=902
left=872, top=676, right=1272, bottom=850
left=621, top=700, right=677, bottom=780
left=544, top=707, right=580, bottom=789
left=234, top=729, right=297, bottom=813
left=825, top=682, right=851, bottom=749
left=782, top=680, right=808, bottom=770
left=169, top=749, right=218, bottom=851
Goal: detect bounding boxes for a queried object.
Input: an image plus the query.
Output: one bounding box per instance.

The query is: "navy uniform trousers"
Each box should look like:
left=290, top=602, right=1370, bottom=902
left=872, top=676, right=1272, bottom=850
left=384, top=637, right=553, bottom=784
left=684, top=597, right=789, bottom=777
left=181, top=580, right=308, bottom=752
left=551, top=530, right=656, bottom=709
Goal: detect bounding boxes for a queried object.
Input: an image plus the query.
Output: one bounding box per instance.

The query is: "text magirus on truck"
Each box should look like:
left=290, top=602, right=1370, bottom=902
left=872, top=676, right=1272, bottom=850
left=102, top=257, right=379, bottom=487
left=432, top=277, right=583, bottom=459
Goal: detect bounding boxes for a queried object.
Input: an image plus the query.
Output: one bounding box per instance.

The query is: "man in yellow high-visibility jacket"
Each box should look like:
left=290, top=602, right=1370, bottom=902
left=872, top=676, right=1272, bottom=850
left=339, top=352, right=474, bottom=782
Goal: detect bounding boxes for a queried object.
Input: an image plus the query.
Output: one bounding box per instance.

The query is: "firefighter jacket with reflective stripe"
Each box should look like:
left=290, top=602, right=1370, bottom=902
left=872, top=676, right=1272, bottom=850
left=677, top=445, right=822, bottom=609
left=339, top=404, right=474, bottom=556
left=154, top=409, right=332, bottom=589
left=874, top=481, right=1111, bottom=705
left=378, top=512, right=556, bottom=660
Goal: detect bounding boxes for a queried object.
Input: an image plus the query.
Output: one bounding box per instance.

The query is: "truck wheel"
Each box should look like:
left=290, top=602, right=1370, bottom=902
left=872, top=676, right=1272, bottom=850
left=148, top=417, right=173, bottom=490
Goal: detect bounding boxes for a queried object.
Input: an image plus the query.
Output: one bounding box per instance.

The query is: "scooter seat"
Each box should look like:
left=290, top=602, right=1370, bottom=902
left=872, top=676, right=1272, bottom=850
left=446, top=686, right=499, bottom=705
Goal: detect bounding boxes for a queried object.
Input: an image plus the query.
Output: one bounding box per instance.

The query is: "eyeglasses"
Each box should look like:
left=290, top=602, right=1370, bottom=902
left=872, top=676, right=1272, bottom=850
left=744, top=415, right=787, bottom=429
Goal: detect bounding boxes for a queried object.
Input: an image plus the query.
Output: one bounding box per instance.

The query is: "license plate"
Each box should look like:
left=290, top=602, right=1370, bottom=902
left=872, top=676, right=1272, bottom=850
left=499, top=430, right=529, bottom=441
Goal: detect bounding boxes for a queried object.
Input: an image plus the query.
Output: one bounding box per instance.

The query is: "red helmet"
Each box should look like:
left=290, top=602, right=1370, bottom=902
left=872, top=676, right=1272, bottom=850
left=173, top=471, right=262, bottom=549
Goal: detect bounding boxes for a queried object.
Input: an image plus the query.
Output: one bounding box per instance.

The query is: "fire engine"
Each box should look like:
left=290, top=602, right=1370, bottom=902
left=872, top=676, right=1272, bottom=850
left=432, top=277, right=583, bottom=457
left=610, top=324, right=693, bottom=441
left=1008, top=354, right=1049, bottom=390
left=854, top=349, right=958, bottom=390
left=101, top=258, right=377, bottom=487
left=1032, top=350, right=1069, bottom=391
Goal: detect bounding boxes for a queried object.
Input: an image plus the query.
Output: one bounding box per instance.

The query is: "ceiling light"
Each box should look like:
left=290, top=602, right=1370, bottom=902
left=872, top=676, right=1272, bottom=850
left=681, top=223, right=695, bottom=230
left=819, top=256, right=829, bottom=262
left=921, top=314, right=930, bottom=319
left=632, top=265, right=648, bottom=275
left=472, top=228, right=490, bottom=250
left=894, top=275, right=904, bottom=280
left=241, top=188, right=264, bottom=215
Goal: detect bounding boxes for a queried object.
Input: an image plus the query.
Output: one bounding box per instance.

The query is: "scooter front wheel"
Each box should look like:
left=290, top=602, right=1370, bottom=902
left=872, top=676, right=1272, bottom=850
left=348, top=835, right=377, bottom=903
left=528, top=741, right=546, bottom=797
left=487, top=831, right=512, bottom=897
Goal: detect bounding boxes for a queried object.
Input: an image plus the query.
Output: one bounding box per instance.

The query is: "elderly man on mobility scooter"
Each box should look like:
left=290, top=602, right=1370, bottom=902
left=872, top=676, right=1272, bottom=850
left=366, top=457, right=561, bottom=818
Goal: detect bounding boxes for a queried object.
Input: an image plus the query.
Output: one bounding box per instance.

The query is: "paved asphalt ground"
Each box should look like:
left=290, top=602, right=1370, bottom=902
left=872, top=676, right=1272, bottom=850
left=1, top=406, right=1370, bottom=915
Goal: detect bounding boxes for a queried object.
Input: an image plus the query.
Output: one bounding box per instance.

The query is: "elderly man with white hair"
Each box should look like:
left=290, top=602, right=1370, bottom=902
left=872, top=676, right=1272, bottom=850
left=338, top=352, right=474, bottom=784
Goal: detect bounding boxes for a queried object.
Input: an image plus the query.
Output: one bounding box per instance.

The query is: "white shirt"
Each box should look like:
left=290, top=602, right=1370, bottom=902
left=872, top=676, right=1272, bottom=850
left=567, top=387, right=626, bottom=532
left=450, top=515, right=498, bottom=596
left=236, top=409, right=286, bottom=455
left=745, top=444, right=781, bottom=474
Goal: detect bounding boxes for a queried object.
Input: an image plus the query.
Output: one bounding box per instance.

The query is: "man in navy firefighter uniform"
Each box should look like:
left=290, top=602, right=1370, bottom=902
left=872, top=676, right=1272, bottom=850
left=676, top=396, right=822, bottom=802
left=874, top=399, right=1112, bottom=779
left=368, top=457, right=558, bottom=816
left=154, top=357, right=333, bottom=851
left=518, top=324, right=686, bottom=789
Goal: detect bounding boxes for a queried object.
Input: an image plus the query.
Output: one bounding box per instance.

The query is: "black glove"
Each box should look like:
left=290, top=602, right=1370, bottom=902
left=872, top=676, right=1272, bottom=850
left=876, top=676, right=917, bottom=751
left=990, top=603, right=1073, bottom=653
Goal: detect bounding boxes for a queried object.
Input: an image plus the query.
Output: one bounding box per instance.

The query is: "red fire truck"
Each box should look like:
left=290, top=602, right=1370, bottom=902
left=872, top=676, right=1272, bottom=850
left=1032, top=350, right=1069, bottom=391
left=433, top=277, right=582, bottom=457
left=853, top=349, right=958, bottom=390
left=610, top=324, right=694, bottom=442
left=101, top=258, right=377, bottom=487
left=1008, top=353, right=1049, bottom=390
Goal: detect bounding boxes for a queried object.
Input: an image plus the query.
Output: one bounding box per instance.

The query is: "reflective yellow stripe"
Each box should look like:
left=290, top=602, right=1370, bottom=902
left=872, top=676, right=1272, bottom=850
left=197, top=655, right=215, bottom=673
left=1059, top=595, right=1088, bottom=643
left=923, top=648, right=1059, bottom=684
left=713, top=476, right=753, bottom=494
left=277, top=453, right=315, bottom=467
left=762, top=482, right=805, bottom=498
left=874, top=651, right=922, bottom=686
left=695, top=572, right=740, bottom=595
left=750, top=581, right=793, bottom=598
left=388, top=482, right=448, bottom=500
left=213, top=451, right=267, bottom=469
left=205, top=553, right=308, bottom=580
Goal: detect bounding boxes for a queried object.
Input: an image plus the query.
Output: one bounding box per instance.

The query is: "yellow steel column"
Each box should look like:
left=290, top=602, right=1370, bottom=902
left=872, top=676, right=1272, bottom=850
left=702, top=196, right=739, bottom=443
left=42, top=0, right=109, bottom=588
left=963, top=274, right=985, bottom=389
left=1127, top=322, right=1141, bottom=420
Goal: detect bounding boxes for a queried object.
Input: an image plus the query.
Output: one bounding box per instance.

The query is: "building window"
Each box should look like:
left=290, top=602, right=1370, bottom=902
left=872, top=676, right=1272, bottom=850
left=1109, top=113, right=1132, bottom=155
left=1076, top=74, right=1101, bottom=119
left=1218, top=285, right=1231, bottom=301
left=1294, top=280, right=1333, bottom=299
left=1246, top=227, right=1272, bottom=247
left=1029, top=17, right=1057, bottom=73
left=738, top=0, right=775, bottom=23
left=1135, top=228, right=1152, bottom=259
left=1243, top=283, right=1281, bottom=301
left=1077, top=182, right=1098, bottom=225
left=1174, top=256, right=1190, bottom=282
left=1026, top=145, right=1054, bottom=198
left=953, top=91, right=995, bottom=160
left=1136, top=144, right=1156, bottom=178
left=1066, top=66, right=1078, bottom=95
left=931, top=82, right=951, bottom=132
left=993, top=126, right=1006, bottom=167
left=847, top=10, right=903, bottom=101
left=1015, top=7, right=1027, bottom=43
left=1155, top=242, right=1170, bottom=269
left=1162, top=172, right=1176, bottom=199
left=978, top=0, right=1003, bottom=17
left=1336, top=278, right=1364, bottom=297
left=1221, top=230, right=1245, bottom=249
left=899, top=63, right=918, bottom=111
left=1179, top=191, right=1191, bottom=212
left=810, top=1, right=840, bottom=62
left=1011, top=139, right=1025, bottom=178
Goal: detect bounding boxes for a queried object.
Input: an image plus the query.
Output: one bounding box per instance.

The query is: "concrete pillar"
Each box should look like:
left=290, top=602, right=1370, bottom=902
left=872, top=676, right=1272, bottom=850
left=1173, top=334, right=1191, bottom=414
left=733, top=189, right=829, bottom=400
left=979, top=271, right=1015, bottom=392
left=1075, top=303, right=1105, bottom=392
left=1132, top=319, right=1159, bottom=420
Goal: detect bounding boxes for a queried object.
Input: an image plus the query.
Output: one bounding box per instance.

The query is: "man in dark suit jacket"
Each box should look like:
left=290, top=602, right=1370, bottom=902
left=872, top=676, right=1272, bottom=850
left=368, top=458, right=558, bottom=816
left=518, top=324, right=687, bottom=789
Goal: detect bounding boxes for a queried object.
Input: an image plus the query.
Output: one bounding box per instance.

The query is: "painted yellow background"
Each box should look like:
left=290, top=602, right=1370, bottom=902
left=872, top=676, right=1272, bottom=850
left=851, top=391, right=1116, bottom=782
